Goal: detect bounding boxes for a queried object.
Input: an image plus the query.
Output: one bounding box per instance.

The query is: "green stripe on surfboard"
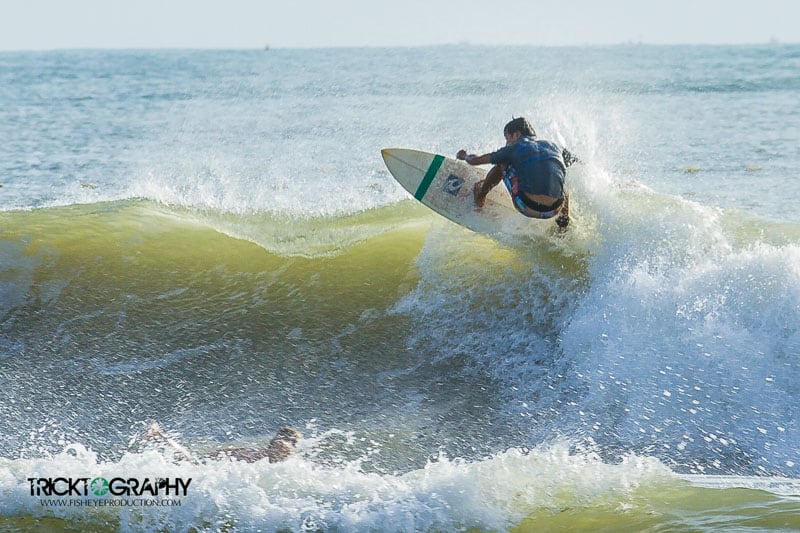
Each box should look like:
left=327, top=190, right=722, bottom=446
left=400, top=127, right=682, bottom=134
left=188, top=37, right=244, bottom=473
left=413, top=154, right=445, bottom=200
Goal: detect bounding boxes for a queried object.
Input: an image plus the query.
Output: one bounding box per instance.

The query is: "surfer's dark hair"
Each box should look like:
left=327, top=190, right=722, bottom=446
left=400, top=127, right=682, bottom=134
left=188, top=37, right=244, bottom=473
left=504, top=117, right=536, bottom=138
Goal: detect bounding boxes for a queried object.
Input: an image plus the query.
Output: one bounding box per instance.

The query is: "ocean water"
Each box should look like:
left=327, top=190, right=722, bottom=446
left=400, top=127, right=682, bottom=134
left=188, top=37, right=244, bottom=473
left=1, top=44, right=800, bottom=531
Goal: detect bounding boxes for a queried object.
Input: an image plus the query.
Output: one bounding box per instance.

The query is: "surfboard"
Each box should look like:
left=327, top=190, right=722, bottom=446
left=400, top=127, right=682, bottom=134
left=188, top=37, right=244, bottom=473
left=381, top=148, right=518, bottom=234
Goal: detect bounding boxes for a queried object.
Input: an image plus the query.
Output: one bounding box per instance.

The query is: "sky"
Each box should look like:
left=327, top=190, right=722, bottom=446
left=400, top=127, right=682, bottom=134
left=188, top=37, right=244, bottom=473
left=1, top=0, right=799, bottom=51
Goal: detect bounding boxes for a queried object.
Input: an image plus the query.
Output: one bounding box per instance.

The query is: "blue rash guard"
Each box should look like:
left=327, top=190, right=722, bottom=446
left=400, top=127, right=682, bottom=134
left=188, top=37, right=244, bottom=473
left=489, top=136, right=568, bottom=200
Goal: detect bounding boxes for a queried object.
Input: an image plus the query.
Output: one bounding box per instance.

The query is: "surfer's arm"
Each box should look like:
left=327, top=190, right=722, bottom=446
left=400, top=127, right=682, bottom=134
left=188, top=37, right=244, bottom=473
left=456, top=150, right=492, bottom=166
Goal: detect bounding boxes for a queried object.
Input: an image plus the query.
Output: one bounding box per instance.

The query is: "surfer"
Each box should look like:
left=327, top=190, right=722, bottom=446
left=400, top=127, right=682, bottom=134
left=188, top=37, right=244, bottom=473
left=456, top=117, right=577, bottom=229
left=207, top=427, right=302, bottom=464
left=143, top=422, right=302, bottom=464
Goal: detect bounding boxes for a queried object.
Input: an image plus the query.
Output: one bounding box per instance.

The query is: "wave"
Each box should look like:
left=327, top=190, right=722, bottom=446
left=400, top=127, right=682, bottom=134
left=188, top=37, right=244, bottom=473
left=3, top=181, right=800, bottom=455
left=0, top=199, right=435, bottom=377
left=2, top=177, right=800, bottom=513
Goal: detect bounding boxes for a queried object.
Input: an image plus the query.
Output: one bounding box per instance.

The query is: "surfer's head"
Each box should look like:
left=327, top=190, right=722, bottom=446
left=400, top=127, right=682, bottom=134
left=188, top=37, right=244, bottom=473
left=273, top=427, right=302, bottom=445
left=504, top=117, right=536, bottom=139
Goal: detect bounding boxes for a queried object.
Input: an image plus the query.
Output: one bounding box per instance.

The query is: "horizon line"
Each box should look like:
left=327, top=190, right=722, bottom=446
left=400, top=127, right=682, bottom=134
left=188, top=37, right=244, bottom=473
left=1, top=39, right=797, bottom=53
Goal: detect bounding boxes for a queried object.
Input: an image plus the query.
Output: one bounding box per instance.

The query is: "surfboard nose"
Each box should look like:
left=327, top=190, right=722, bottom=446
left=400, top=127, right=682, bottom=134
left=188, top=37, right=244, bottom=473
left=381, top=148, right=403, bottom=166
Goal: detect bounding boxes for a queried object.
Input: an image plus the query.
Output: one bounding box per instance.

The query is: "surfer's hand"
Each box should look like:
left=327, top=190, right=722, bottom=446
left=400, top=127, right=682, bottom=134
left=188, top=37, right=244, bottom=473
left=456, top=149, right=467, bottom=160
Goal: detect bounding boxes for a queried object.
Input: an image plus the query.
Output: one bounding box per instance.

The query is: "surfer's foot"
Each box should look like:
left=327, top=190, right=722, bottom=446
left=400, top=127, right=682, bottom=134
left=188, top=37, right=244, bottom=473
left=144, top=422, right=167, bottom=441
left=555, top=213, right=570, bottom=231
left=555, top=191, right=570, bottom=231
left=473, top=180, right=486, bottom=207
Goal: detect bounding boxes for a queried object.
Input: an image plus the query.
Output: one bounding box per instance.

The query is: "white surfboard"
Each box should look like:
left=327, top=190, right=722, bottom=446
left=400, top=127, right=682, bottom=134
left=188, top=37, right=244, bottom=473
left=381, top=148, right=518, bottom=234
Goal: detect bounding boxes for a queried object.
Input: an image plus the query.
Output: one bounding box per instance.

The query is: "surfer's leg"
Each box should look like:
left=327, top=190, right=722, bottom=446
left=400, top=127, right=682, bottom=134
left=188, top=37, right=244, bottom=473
left=484, top=164, right=504, bottom=190
left=142, top=422, right=198, bottom=463
left=473, top=165, right=504, bottom=207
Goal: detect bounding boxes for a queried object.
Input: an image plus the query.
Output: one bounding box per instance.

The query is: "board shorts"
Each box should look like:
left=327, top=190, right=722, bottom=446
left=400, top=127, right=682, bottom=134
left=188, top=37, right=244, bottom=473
left=503, top=175, right=564, bottom=219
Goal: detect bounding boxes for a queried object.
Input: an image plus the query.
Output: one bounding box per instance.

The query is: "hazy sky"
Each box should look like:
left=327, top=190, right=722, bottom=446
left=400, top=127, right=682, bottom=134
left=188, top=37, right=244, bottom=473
left=1, top=0, right=799, bottom=50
